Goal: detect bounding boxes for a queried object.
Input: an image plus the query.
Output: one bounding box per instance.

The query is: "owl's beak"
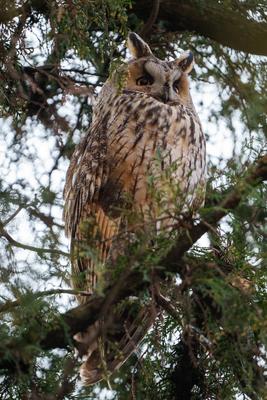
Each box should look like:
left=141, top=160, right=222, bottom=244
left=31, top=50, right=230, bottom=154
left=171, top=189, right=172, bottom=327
left=162, top=84, right=170, bottom=103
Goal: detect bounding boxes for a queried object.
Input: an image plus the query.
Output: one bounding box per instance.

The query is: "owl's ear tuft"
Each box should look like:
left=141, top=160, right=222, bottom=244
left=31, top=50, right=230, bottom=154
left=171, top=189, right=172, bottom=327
left=176, top=51, right=194, bottom=74
left=127, top=32, right=153, bottom=58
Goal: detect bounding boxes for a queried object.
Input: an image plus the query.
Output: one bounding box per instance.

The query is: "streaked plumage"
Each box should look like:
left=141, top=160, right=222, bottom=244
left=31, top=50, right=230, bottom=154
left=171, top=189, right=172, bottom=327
left=64, top=32, right=206, bottom=384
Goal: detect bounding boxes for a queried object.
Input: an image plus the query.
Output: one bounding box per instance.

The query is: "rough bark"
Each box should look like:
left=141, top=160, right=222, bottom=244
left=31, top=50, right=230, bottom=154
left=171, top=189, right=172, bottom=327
left=132, top=0, right=267, bottom=56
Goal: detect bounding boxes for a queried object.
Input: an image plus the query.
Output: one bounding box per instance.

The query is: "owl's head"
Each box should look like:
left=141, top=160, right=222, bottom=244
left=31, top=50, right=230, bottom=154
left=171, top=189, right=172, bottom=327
left=125, top=32, right=194, bottom=107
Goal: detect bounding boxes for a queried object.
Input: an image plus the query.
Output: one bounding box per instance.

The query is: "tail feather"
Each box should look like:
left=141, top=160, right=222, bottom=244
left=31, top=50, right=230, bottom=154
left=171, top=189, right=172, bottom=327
left=78, top=305, right=157, bottom=385
left=70, top=203, right=157, bottom=384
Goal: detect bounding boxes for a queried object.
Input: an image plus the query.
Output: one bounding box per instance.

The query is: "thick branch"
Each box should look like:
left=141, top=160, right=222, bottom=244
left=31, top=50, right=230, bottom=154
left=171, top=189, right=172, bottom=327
left=132, top=0, right=267, bottom=56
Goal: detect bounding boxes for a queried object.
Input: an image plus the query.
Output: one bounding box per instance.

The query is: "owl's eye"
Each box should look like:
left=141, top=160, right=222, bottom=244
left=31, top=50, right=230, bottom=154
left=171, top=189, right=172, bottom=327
left=136, top=75, right=153, bottom=86
left=173, top=79, right=181, bottom=93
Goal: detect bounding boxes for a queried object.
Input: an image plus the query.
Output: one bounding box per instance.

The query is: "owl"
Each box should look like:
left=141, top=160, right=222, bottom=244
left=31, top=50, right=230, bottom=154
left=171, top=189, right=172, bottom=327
left=64, top=32, right=206, bottom=384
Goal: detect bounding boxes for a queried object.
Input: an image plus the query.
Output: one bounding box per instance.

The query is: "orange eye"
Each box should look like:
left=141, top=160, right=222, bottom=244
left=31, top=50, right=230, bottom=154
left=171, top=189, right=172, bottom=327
left=173, top=79, right=181, bottom=92
left=136, top=75, right=153, bottom=86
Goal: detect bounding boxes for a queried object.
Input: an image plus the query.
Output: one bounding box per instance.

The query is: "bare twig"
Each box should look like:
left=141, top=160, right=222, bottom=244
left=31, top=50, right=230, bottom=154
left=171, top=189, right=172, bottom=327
left=154, top=290, right=181, bottom=323
left=140, top=0, right=160, bottom=39
left=0, top=222, right=69, bottom=257
left=0, top=289, right=91, bottom=314
left=2, top=205, right=25, bottom=226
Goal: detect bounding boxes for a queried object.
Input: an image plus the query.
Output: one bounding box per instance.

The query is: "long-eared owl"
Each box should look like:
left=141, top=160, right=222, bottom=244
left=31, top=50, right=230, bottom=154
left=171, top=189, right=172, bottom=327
left=64, top=32, right=206, bottom=384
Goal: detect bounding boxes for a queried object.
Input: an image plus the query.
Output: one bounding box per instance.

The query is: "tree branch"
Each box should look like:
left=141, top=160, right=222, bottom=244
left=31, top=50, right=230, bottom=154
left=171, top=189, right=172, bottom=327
left=0, top=289, right=91, bottom=314
left=132, top=0, right=267, bottom=56
left=162, top=154, right=267, bottom=271
left=139, top=0, right=160, bottom=39
left=0, top=222, right=69, bottom=257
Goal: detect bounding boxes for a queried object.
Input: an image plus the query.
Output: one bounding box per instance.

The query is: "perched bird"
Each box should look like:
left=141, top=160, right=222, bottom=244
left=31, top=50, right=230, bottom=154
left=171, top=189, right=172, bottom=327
left=63, top=32, right=206, bottom=384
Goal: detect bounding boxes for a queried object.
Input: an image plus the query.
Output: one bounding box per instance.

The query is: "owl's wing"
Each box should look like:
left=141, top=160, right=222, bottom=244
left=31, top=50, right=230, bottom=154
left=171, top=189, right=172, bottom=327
left=63, top=122, right=120, bottom=297
left=63, top=98, right=160, bottom=385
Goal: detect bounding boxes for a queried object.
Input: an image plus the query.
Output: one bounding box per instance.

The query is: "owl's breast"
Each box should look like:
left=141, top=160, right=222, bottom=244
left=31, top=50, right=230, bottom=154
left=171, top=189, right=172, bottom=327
left=99, top=91, right=206, bottom=213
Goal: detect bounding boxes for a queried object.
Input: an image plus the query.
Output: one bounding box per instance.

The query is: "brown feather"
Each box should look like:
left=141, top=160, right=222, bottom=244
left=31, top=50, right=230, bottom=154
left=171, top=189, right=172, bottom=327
left=63, top=33, right=206, bottom=384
